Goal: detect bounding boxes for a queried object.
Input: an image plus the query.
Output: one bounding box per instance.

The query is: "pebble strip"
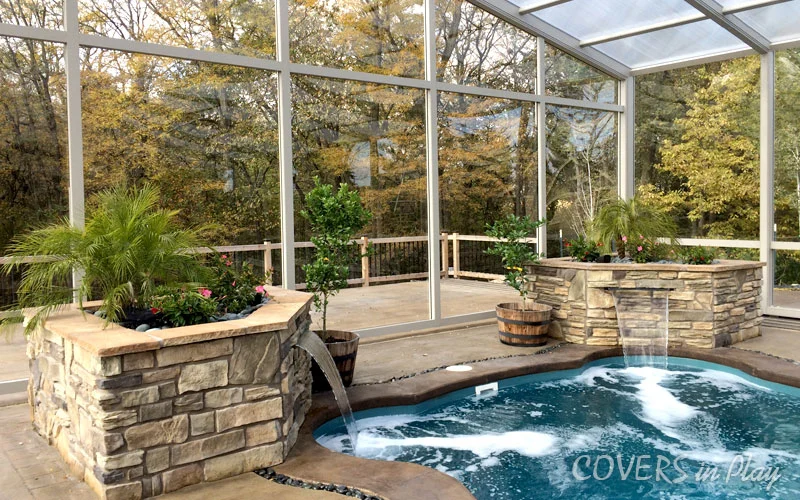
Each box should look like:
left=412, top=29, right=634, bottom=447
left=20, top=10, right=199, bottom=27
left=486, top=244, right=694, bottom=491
left=256, top=468, right=384, bottom=499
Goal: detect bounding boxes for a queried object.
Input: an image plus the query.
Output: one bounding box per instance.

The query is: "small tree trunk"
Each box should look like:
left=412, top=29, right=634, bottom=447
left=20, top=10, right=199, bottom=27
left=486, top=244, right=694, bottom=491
left=321, top=292, right=328, bottom=339
left=617, top=237, right=626, bottom=259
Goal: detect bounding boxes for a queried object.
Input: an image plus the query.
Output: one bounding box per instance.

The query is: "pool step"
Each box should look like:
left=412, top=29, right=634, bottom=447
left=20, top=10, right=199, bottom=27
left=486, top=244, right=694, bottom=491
left=763, top=315, right=800, bottom=331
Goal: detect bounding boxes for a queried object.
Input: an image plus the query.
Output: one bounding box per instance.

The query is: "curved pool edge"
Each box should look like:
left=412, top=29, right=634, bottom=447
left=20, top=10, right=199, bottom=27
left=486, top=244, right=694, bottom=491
left=274, top=344, right=800, bottom=500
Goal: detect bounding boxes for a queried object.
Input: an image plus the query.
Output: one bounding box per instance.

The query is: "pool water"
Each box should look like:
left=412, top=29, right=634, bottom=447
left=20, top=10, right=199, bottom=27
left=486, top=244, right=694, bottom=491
left=315, top=358, right=800, bottom=499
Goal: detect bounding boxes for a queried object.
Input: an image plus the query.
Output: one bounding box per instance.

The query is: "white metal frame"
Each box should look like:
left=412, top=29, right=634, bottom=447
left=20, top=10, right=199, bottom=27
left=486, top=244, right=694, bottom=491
left=2, top=0, right=797, bottom=328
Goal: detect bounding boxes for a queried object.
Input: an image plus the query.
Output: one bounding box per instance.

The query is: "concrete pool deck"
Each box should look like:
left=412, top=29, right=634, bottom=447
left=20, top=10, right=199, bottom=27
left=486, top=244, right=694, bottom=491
left=1, top=324, right=799, bottom=499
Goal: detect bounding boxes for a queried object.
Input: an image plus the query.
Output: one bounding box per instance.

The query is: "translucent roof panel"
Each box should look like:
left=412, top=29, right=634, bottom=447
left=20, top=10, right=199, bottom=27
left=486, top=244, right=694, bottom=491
left=592, top=19, right=749, bottom=70
left=729, top=1, right=800, bottom=44
left=532, top=0, right=701, bottom=41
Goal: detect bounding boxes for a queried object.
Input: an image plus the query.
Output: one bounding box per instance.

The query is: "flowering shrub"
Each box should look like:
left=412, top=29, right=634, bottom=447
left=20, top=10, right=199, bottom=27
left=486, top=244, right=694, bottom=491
left=623, top=235, right=670, bottom=263
left=149, top=287, right=218, bottom=327
left=208, top=253, right=269, bottom=314
left=485, top=214, right=545, bottom=308
left=566, top=235, right=603, bottom=262
left=678, top=246, right=717, bottom=265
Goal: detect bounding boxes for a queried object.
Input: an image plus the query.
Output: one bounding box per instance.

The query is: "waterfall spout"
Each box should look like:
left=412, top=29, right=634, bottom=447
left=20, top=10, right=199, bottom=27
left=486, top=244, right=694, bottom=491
left=609, top=288, right=671, bottom=368
left=296, top=330, right=359, bottom=452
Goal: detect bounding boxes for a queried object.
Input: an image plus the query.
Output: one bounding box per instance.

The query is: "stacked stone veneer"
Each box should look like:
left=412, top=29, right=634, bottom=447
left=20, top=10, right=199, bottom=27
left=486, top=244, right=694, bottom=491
left=27, top=288, right=313, bottom=499
left=528, top=259, right=764, bottom=348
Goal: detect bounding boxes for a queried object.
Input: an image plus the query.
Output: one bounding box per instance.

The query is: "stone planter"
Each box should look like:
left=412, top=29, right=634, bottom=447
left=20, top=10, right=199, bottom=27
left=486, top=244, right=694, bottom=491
left=528, top=258, right=764, bottom=348
left=26, top=287, right=314, bottom=499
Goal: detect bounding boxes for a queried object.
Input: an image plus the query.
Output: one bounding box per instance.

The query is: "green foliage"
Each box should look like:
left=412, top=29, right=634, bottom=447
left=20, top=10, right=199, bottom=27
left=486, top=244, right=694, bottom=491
left=592, top=196, right=677, bottom=258
left=1, top=184, right=209, bottom=333
left=776, top=252, right=800, bottom=287
left=565, top=235, right=602, bottom=263
left=485, top=214, right=545, bottom=305
left=622, top=236, right=670, bottom=264
left=636, top=58, right=760, bottom=239
left=148, top=287, right=217, bottom=327
left=207, top=253, right=267, bottom=314
left=678, top=246, right=718, bottom=266
left=301, top=178, right=372, bottom=337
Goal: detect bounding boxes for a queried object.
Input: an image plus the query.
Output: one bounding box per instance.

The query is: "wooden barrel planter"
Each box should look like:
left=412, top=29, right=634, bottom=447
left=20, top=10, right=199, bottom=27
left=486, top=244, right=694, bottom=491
left=496, top=302, right=552, bottom=347
left=311, top=330, right=360, bottom=392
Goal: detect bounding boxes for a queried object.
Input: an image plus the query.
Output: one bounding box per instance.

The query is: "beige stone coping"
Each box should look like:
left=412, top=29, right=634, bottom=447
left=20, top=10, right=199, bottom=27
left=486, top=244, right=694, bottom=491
left=41, top=286, right=313, bottom=357
left=530, top=257, right=765, bottom=272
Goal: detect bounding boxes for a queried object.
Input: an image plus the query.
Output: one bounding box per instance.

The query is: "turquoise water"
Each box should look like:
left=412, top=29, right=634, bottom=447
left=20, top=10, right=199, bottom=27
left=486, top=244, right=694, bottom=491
left=315, top=358, right=800, bottom=499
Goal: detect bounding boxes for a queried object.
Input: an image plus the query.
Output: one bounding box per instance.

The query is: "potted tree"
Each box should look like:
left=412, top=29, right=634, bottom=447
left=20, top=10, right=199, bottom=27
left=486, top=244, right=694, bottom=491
left=301, top=178, right=372, bottom=387
left=485, top=214, right=551, bottom=346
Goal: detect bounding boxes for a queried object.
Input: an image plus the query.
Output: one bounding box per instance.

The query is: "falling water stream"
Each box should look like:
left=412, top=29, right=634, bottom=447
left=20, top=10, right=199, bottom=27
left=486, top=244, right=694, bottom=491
left=609, top=288, right=670, bottom=368
left=296, top=330, right=359, bottom=451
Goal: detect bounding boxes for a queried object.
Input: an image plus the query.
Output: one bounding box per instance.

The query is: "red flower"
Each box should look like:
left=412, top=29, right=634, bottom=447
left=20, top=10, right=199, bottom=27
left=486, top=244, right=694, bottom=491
left=150, top=307, right=160, bottom=314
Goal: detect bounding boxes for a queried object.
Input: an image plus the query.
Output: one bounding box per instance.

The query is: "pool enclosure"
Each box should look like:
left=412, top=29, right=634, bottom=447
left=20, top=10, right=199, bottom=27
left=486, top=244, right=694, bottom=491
left=1, top=0, right=799, bottom=334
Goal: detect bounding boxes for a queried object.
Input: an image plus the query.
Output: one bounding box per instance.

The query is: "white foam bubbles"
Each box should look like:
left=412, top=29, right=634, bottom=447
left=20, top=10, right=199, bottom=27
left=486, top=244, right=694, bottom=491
left=624, top=366, right=699, bottom=431
left=356, top=430, right=559, bottom=459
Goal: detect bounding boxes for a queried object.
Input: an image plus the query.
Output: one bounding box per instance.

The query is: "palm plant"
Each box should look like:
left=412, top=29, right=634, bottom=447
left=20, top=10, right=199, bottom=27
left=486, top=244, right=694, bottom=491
left=2, top=184, right=209, bottom=333
left=591, top=196, right=678, bottom=258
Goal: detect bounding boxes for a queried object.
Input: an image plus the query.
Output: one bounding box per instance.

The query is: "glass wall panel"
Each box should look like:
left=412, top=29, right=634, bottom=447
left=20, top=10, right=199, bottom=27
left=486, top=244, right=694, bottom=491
left=438, top=92, right=537, bottom=316
left=1, top=0, right=61, bottom=29
left=545, top=44, right=616, bottom=104
left=774, top=251, right=800, bottom=309
left=81, top=49, right=281, bottom=250
left=545, top=105, right=617, bottom=256
left=289, top=0, right=424, bottom=78
left=635, top=57, right=760, bottom=240
left=0, top=36, right=67, bottom=306
left=292, top=75, right=427, bottom=330
left=79, top=0, right=276, bottom=59
left=775, top=48, right=800, bottom=242
left=436, top=0, right=536, bottom=93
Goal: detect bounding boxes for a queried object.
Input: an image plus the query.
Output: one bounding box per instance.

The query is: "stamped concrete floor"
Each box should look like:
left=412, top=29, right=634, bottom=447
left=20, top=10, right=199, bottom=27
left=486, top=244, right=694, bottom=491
left=0, top=325, right=798, bottom=499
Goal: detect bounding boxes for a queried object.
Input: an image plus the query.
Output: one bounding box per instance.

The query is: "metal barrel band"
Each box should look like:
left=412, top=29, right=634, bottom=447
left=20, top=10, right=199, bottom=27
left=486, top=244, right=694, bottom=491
left=497, top=317, right=551, bottom=327
left=332, top=352, right=357, bottom=363
left=498, top=330, right=548, bottom=340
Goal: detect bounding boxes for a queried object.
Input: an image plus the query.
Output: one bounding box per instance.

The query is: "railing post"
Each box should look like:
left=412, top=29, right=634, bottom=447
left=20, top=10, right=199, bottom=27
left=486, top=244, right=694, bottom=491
left=263, top=241, right=273, bottom=285
left=441, top=232, right=449, bottom=279
left=361, top=236, right=370, bottom=287
left=452, top=232, right=460, bottom=278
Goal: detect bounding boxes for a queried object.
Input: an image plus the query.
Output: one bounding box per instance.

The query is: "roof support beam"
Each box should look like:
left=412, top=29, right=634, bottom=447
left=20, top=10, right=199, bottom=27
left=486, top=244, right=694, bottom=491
left=469, top=0, right=630, bottom=79
left=683, top=0, right=770, bottom=53
left=581, top=13, right=705, bottom=47
left=519, top=0, right=574, bottom=15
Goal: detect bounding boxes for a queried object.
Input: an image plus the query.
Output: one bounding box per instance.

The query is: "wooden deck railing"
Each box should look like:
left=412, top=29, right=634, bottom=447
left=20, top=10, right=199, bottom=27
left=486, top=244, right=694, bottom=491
left=0, top=234, right=535, bottom=306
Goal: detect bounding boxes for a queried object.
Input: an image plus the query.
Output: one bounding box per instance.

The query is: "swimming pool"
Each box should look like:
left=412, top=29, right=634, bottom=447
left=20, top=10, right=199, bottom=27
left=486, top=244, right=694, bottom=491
left=315, top=358, right=800, bottom=499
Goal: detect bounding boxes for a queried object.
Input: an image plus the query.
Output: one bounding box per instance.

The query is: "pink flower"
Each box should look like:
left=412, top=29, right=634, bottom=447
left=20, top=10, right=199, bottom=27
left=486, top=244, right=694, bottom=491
left=255, top=285, right=265, bottom=294
left=231, top=281, right=236, bottom=287
left=221, top=254, right=228, bottom=260
left=639, top=234, right=644, bottom=240
left=199, top=288, right=212, bottom=298
left=621, top=236, right=628, bottom=242
left=637, top=246, right=643, bottom=252
left=225, top=261, right=232, bottom=266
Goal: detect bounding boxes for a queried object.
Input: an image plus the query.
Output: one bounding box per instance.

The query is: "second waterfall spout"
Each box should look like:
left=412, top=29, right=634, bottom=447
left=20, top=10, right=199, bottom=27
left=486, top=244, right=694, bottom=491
left=609, top=288, right=670, bottom=369
left=296, top=330, right=359, bottom=452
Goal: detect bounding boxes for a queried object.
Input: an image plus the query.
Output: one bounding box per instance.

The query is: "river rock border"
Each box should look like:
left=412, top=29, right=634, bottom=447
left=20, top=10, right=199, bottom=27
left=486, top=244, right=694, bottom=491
left=26, top=287, right=313, bottom=499
left=528, top=258, right=764, bottom=348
